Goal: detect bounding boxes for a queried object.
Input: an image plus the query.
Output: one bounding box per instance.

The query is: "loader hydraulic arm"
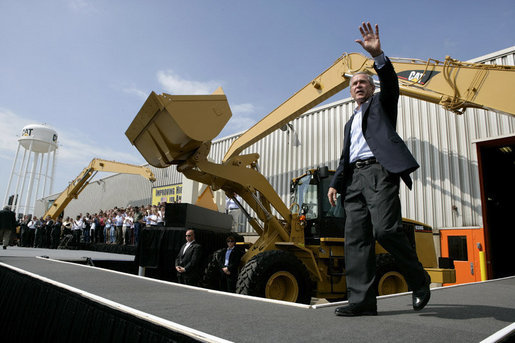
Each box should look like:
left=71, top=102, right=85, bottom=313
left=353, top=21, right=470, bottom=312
left=43, top=158, right=155, bottom=220
left=223, top=53, right=515, bottom=162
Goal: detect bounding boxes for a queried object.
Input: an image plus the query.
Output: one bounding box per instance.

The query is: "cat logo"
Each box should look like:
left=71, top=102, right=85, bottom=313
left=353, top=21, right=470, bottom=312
left=397, top=70, right=440, bottom=85
left=408, top=71, right=424, bottom=83
left=22, top=128, right=33, bottom=137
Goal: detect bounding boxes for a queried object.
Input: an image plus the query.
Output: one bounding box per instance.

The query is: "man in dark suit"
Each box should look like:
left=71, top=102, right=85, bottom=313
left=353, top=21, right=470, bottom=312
left=0, top=206, right=17, bottom=249
left=217, top=235, right=243, bottom=292
left=328, top=22, right=430, bottom=316
left=175, top=229, right=202, bottom=286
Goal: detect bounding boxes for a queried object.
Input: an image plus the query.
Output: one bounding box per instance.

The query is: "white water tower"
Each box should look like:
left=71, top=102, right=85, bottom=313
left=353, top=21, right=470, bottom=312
left=3, top=124, right=58, bottom=217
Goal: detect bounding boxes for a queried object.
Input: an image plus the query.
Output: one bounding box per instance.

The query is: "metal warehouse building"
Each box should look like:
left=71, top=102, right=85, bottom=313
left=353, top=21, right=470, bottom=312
left=37, top=46, right=515, bottom=281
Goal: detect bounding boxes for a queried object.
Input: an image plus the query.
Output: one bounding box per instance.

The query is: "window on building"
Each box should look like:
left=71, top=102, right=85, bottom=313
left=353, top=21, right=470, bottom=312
left=448, top=236, right=468, bottom=261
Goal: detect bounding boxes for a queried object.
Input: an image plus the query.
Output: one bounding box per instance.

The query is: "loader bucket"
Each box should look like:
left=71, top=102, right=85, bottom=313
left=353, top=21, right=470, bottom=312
left=125, top=90, right=232, bottom=168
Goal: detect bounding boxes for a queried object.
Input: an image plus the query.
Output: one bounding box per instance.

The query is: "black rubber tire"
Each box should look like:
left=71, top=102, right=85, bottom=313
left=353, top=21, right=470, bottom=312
left=236, top=250, right=312, bottom=304
left=200, top=249, right=224, bottom=290
left=374, top=253, right=408, bottom=296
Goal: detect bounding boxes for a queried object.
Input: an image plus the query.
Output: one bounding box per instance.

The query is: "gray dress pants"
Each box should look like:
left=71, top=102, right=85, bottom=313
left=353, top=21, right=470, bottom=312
left=343, top=162, right=426, bottom=305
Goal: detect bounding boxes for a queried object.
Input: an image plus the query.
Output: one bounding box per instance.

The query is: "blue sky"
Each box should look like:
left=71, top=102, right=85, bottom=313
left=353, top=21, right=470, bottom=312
left=1, top=0, right=514, bottom=207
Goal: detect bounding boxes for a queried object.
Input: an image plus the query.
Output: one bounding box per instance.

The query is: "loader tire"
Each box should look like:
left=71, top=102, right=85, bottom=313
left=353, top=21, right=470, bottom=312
left=236, top=250, right=312, bottom=304
left=200, top=249, right=223, bottom=290
left=374, top=253, right=408, bottom=296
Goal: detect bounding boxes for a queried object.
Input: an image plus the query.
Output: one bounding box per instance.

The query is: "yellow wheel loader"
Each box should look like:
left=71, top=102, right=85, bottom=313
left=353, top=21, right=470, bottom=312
left=126, top=52, right=514, bottom=303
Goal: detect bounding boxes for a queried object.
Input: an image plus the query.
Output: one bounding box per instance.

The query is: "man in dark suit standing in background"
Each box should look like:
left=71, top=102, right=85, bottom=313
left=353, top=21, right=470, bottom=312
left=0, top=206, right=17, bottom=249
left=175, top=229, right=202, bottom=286
left=218, top=235, right=243, bottom=292
left=328, top=22, right=430, bottom=316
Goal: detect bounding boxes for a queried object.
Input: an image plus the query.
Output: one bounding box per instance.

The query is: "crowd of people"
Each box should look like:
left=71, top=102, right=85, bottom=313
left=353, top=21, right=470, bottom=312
left=16, top=204, right=167, bottom=249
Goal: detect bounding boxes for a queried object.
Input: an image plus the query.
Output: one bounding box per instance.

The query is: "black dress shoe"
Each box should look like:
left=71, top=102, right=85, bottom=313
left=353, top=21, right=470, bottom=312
left=335, top=303, right=377, bottom=317
left=412, top=273, right=431, bottom=311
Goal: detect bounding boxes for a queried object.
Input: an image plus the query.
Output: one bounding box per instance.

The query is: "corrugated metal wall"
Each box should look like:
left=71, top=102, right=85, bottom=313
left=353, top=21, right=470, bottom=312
left=38, top=47, right=515, bottom=232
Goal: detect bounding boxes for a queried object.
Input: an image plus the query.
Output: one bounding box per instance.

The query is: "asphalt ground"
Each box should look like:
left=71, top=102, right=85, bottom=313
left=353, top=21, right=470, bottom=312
left=1, top=247, right=514, bottom=342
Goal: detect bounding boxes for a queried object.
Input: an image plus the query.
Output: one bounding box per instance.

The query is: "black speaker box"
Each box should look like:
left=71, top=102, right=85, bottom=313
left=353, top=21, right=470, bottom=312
left=165, top=203, right=232, bottom=232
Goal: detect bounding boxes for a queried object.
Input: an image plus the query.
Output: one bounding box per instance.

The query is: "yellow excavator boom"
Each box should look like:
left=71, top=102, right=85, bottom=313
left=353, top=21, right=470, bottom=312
left=223, top=53, right=515, bottom=162
left=43, top=158, right=156, bottom=220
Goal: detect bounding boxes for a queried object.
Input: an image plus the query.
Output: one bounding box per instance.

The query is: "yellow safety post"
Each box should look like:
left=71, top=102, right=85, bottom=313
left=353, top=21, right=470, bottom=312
left=479, top=251, right=487, bottom=281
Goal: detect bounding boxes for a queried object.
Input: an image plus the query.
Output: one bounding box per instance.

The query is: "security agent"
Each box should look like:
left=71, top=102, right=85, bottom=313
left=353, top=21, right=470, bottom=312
left=0, top=206, right=16, bottom=249
left=327, top=22, right=430, bottom=316
left=175, top=229, right=202, bottom=286
left=218, top=235, right=243, bottom=292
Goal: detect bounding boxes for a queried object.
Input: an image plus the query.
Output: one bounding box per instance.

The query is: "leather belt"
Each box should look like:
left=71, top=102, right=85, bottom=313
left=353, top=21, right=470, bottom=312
left=351, top=157, right=377, bottom=169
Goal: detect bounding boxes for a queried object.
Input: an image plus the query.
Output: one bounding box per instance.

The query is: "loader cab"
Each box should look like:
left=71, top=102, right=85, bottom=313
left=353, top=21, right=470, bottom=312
left=290, top=167, right=346, bottom=244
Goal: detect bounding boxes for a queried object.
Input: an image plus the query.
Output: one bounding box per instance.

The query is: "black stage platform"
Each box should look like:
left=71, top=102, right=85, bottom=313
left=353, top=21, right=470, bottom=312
left=1, top=248, right=514, bottom=342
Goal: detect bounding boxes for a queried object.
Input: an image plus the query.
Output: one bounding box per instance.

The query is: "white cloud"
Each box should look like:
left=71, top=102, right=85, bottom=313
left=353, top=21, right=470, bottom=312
left=443, top=38, right=458, bottom=49
left=232, top=103, right=256, bottom=115
left=110, top=81, right=148, bottom=100
left=120, top=86, right=148, bottom=100
left=67, top=0, right=97, bottom=13
left=0, top=108, right=35, bottom=160
left=156, top=70, right=220, bottom=95
left=216, top=102, right=259, bottom=136
left=0, top=108, right=144, bottom=201
left=0, top=108, right=140, bottom=166
left=56, top=129, right=142, bottom=166
left=226, top=115, right=257, bottom=134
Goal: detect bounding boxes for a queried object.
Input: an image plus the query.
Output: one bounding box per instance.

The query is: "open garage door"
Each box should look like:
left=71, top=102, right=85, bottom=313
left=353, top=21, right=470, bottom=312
left=476, top=135, right=515, bottom=279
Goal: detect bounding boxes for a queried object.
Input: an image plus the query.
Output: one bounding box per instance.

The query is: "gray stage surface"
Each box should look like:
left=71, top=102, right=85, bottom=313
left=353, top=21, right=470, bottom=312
left=1, top=247, right=514, bottom=342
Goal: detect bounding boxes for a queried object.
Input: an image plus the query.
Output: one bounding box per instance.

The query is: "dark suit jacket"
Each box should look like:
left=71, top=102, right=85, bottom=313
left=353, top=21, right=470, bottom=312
left=217, top=247, right=243, bottom=275
left=175, top=241, right=202, bottom=276
left=0, top=209, right=16, bottom=231
left=330, top=57, right=419, bottom=191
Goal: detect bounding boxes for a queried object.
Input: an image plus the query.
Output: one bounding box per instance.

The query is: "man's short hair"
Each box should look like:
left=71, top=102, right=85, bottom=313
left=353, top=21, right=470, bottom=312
left=351, top=72, right=375, bottom=87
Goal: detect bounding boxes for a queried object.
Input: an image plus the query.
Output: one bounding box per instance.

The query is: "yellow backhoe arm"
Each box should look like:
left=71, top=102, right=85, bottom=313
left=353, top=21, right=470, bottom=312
left=223, top=53, right=515, bottom=161
left=394, top=55, right=514, bottom=115
left=43, top=158, right=156, bottom=220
